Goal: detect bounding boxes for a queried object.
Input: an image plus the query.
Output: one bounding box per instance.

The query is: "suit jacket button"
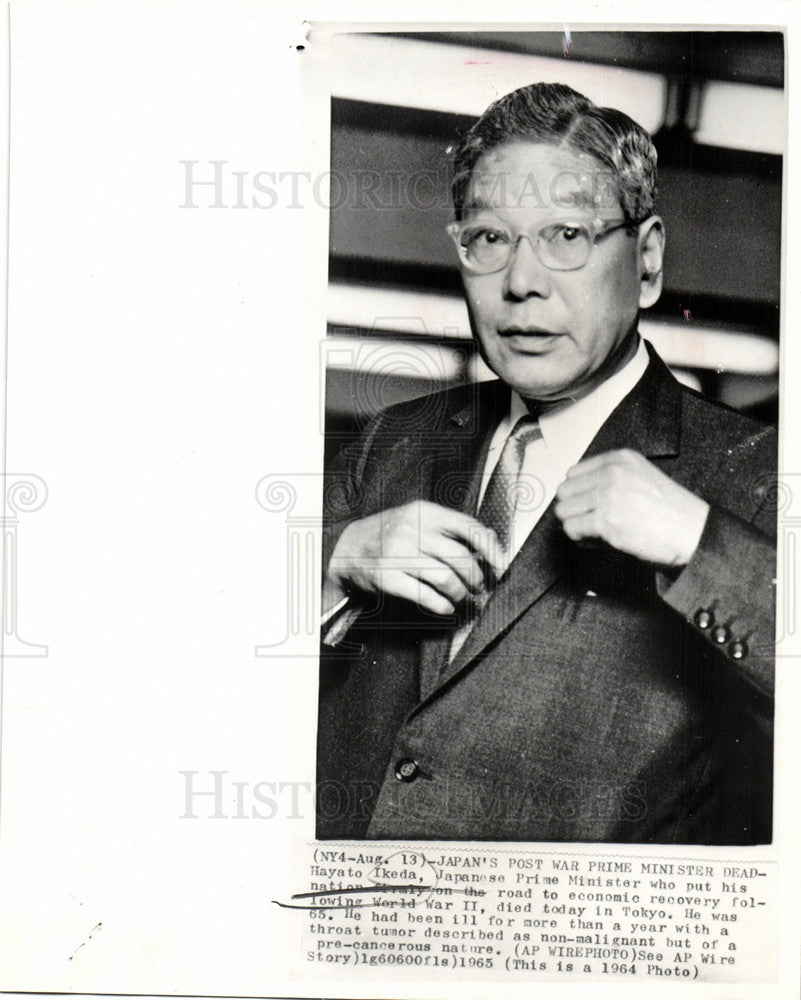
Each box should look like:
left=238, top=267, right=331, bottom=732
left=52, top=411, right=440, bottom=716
left=729, top=640, right=748, bottom=660
left=395, top=758, right=420, bottom=782
left=712, top=624, right=730, bottom=644
left=694, top=608, right=714, bottom=629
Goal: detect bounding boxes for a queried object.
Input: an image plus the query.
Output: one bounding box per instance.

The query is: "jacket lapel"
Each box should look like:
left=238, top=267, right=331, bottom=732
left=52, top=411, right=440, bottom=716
left=418, top=340, right=684, bottom=701
left=416, top=379, right=510, bottom=699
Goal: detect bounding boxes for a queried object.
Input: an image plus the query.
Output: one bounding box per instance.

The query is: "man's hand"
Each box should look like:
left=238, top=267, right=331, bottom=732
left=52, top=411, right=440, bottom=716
left=554, top=449, right=710, bottom=568
left=324, top=500, right=506, bottom=616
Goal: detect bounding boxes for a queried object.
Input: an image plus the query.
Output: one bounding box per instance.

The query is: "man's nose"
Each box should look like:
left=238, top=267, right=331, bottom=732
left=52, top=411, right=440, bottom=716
left=503, top=234, right=552, bottom=300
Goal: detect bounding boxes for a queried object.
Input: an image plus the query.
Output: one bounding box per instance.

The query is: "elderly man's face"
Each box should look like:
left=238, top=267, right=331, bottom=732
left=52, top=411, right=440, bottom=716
left=459, top=141, right=648, bottom=402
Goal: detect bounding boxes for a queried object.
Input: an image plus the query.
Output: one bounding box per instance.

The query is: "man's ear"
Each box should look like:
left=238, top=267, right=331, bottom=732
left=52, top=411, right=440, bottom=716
left=637, top=216, right=665, bottom=309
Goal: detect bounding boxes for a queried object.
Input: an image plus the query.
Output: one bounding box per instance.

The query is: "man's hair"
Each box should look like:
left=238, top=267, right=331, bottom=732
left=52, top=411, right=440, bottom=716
left=451, top=82, right=657, bottom=222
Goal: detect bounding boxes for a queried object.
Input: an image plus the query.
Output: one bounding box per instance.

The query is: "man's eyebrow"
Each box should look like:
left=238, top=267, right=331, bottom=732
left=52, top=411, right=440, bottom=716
left=568, top=189, right=597, bottom=210
left=550, top=184, right=602, bottom=212
left=462, top=185, right=609, bottom=216
left=461, top=195, right=496, bottom=214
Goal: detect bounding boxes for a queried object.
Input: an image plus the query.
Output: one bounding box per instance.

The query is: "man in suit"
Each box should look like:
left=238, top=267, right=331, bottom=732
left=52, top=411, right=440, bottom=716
left=317, top=83, right=776, bottom=844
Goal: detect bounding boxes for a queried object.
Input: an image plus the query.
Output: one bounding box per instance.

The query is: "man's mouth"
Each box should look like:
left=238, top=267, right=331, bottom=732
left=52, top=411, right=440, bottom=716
left=499, top=327, right=563, bottom=350
left=500, top=327, right=560, bottom=337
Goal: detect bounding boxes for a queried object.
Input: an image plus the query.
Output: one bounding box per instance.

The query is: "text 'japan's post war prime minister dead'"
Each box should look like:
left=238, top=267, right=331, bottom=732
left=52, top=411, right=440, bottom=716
left=317, top=83, right=776, bottom=845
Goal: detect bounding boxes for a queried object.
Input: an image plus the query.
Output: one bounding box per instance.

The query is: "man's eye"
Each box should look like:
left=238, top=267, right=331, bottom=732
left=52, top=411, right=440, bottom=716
left=465, top=227, right=510, bottom=248
left=551, top=224, right=582, bottom=243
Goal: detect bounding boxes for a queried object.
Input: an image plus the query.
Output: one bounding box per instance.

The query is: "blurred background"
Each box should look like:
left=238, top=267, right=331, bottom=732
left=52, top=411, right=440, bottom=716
left=324, top=31, right=783, bottom=457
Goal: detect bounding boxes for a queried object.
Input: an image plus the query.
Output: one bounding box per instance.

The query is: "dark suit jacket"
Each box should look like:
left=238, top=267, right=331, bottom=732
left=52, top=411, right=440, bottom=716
left=317, top=341, right=776, bottom=844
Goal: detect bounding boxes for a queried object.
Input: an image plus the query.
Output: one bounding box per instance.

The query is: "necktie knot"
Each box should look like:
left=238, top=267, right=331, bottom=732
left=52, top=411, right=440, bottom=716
left=508, top=414, right=543, bottom=459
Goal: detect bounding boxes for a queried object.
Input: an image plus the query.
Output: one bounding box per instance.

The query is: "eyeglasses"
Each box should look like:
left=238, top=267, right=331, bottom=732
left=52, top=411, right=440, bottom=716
left=446, top=216, right=638, bottom=274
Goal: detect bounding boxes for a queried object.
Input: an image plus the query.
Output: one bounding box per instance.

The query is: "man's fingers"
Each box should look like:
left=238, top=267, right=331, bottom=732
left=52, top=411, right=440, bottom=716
left=385, top=572, right=456, bottom=616
left=433, top=507, right=506, bottom=577
left=380, top=555, right=468, bottom=607
left=416, top=558, right=471, bottom=606
left=421, top=534, right=488, bottom=593
left=557, top=473, right=595, bottom=499
left=558, top=466, right=607, bottom=501
left=560, top=510, right=602, bottom=543
left=554, top=490, right=596, bottom=522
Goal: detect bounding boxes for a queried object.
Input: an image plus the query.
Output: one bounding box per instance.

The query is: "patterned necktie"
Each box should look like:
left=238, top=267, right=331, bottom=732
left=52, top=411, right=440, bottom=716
left=443, top=414, right=543, bottom=670
left=477, top=413, right=543, bottom=555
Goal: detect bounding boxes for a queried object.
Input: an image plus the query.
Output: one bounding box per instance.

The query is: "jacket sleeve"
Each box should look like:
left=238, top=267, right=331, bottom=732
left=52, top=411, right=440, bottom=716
left=321, top=412, right=385, bottom=583
left=656, top=425, right=777, bottom=702
left=319, top=413, right=386, bottom=643
left=657, top=505, right=776, bottom=700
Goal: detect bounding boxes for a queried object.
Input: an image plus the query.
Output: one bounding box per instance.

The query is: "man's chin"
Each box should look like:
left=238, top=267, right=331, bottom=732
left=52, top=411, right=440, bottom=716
left=510, top=383, right=575, bottom=403
left=487, top=356, right=578, bottom=403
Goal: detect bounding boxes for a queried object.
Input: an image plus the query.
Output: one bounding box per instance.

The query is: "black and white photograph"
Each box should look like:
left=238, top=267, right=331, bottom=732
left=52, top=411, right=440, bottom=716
left=317, top=31, right=780, bottom=844
left=0, top=6, right=798, bottom=999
